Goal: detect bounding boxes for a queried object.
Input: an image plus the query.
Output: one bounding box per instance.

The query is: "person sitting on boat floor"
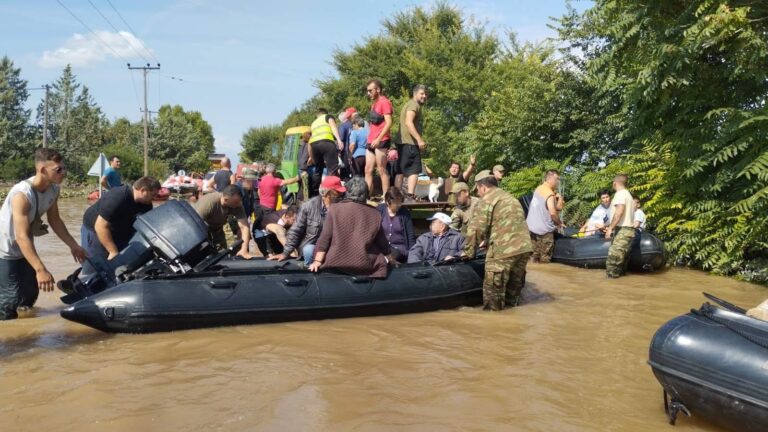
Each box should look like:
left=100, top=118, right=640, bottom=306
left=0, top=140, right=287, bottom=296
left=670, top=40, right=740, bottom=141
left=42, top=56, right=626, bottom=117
left=252, top=205, right=298, bottom=257
left=80, top=176, right=160, bottom=279
left=633, top=198, right=646, bottom=232
left=193, top=185, right=253, bottom=259
left=449, top=182, right=478, bottom=235
left=408, top=212, right=465, bottom=264
left=376, top=188, right=416, bottom=263
left=579, top=189, right=611, bottom=237
left=269, top=176, right=346, bottom=265
left=308, top=177, right=397, bottom=277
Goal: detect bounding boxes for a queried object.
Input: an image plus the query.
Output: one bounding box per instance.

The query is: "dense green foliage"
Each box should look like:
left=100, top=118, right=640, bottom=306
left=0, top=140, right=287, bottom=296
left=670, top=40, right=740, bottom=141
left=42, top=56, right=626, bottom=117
left=248, top=1, right=767, bottom=283
left=0, top=61, right=215, bottom=184
left=239, top=124, right=283, bottom=165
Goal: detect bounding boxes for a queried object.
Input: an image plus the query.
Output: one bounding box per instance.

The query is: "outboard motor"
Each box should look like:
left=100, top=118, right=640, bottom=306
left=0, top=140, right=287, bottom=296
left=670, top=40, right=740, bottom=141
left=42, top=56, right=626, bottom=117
left=59, top=200, right=212, bottom=301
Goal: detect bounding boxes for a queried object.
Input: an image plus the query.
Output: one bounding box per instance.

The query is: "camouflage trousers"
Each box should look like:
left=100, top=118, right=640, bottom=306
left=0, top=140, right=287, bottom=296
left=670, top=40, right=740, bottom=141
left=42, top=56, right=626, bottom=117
left=606, top=227, right=635, bottom=278
left=530, top=232, right=554, bottom=263
left=483, top=252, right=531, bottom=311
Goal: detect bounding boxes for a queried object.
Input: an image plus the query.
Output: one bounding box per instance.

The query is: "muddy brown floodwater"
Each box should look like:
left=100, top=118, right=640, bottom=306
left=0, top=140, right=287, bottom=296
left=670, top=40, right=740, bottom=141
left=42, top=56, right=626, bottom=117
left=0, top=197, right=765, bottom=431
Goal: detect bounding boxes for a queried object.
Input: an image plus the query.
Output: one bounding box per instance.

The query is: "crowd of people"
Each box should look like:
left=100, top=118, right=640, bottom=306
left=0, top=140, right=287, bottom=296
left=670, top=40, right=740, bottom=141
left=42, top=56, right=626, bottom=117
left=0, top=80, right=652, bottom=321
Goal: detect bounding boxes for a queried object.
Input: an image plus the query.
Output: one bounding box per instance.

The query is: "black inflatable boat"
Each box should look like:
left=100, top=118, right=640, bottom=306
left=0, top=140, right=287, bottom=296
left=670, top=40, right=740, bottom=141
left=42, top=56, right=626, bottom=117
left=59, top=200, right=485, bottom=333
left=648, top=295, right=768, bottom=431
left=552, top=231, right=665, bottom=271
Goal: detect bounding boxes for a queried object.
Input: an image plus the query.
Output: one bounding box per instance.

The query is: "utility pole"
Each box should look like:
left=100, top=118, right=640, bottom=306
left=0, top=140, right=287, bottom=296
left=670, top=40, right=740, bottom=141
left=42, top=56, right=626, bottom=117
left=127, top=63, right=160, bottom=175
left=43, top=84, right=49, bottom=148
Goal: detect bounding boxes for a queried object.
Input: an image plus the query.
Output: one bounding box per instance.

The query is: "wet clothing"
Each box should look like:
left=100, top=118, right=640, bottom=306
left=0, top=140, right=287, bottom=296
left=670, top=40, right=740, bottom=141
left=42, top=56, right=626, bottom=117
left=82, top=185, right=152, bottom=251
left=464, top=187, right=532, bottom=309
left=376, top=204, right=416, bottom=262
left=408, top=229, right=465, bottom=264
left=315, top=201, right=390, bottom=278
left=102, top=166, right=121, bottom=189
left=0, top=178, right=60, bottom=319
left=530, top=232, right=555, bottom=263
left=212, top=169, right=233, bottom=191
left=606, top=227, right=636, bottom=278
left=483, top=252, right=531, bottom=311
left=0, top=179, right=59, bottom=259
left=368, top=96, right=393, bottom=143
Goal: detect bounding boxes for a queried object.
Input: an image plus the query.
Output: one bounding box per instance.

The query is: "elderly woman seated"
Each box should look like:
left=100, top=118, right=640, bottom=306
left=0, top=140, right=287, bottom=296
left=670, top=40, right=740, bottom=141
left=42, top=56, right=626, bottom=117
left=408, top=212, right=465, bottom=264
left=308, top=177, right=397, bottom=277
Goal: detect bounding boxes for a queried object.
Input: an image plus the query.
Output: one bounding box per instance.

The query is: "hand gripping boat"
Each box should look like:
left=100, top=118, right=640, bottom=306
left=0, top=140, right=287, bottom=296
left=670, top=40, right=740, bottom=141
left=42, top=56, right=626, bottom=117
left=648, top=294, right=768, bottom=431
left=59, top=200, right=485, bottom=333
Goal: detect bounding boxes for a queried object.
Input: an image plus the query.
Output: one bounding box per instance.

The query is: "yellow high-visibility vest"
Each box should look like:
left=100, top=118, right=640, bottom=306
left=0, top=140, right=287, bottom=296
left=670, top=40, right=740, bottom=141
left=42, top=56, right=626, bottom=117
left=309, top=115, right=334, bottom=143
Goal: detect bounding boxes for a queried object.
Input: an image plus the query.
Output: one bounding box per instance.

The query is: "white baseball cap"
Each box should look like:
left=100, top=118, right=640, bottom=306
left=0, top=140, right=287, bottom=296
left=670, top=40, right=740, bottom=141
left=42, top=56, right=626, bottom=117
left=427, top=212, right=452, bottom=225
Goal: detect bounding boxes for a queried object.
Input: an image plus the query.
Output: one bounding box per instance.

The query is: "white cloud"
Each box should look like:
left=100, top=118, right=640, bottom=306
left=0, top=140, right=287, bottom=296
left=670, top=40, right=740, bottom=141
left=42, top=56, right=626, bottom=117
left=39, top=30, right=155, bottom=68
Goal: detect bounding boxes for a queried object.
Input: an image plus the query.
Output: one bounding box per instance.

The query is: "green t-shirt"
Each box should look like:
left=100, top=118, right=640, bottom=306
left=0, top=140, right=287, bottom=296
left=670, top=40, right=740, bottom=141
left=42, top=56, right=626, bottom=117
left=398, top=99, right=422, bottom=145
left=193, top=192, right=246, bottom=231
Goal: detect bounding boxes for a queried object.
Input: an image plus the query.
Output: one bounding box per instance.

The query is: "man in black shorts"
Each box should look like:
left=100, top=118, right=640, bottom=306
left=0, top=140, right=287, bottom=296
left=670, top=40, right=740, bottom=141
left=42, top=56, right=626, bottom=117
left=398, top=84, right=428, bottom=200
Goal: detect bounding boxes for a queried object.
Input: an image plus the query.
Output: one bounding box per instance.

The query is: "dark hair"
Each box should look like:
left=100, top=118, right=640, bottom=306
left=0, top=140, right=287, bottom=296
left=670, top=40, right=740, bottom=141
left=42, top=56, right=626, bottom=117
left=284, top=205, right=299, bottom=217
left=385, top=187, right=404, bottom=204
left=317, top=107, right=328, bottom=115
left=353, top=117, right=366, bottom=127
left=133, top=176, right=161, bottom=191
left=544, top=169, right=560, bottom=180
left=412, top=84, right=427, bottom=95
left=599, top=189, right=611, bottom=198
left=221, top=184, right=243, bottom=199
left=366, top=79, right=382, bottom=90
left=110, top=155, right=120, bottom=162
left=477, top=177, right=498, bottom=189
left=345, top=177, right=369, bottom=203
left=450, top=161, right=461, bottom=169
left=34, top=147, right=62, bottom=164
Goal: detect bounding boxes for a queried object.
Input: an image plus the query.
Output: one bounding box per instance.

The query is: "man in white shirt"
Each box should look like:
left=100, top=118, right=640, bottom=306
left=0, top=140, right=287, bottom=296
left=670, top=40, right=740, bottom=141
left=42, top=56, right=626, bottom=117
left=580, top=189, right=611, bottom=236
left=605, top=174, right=635, bottom=278
left=633, top=198, right=646, bottom=231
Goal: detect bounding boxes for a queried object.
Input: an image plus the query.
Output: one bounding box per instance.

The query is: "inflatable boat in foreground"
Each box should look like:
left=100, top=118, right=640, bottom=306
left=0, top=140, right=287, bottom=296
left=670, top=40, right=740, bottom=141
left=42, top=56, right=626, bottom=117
left=59, top=200, right=484, bottom=333
left=648, top=294, right=768, bottom=431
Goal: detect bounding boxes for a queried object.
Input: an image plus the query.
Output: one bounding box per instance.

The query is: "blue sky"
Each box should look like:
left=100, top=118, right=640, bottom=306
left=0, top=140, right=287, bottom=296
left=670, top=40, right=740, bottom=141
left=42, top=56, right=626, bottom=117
left=1, top=0, right=590, bottom=167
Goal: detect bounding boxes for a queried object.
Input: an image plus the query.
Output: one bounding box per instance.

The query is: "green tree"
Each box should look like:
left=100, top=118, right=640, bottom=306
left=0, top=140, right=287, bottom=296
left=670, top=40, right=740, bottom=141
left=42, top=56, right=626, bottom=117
left=152, top=105, right=215, bottom=173
left=240, top=124, right=283, bottom=165
left=0, top=56, right=32, bottom=162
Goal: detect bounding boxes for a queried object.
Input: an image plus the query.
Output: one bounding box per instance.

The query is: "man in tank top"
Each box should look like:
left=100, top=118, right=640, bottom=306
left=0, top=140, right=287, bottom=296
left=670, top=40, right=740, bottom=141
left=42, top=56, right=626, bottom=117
left=0, top=148, right=86, bottom=320
left=525, top=169, right=565, bottom=263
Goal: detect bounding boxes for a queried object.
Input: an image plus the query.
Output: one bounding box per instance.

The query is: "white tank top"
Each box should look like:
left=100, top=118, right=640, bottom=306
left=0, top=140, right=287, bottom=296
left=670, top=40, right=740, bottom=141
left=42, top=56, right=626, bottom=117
left=0, top=178, right=60, bottom=259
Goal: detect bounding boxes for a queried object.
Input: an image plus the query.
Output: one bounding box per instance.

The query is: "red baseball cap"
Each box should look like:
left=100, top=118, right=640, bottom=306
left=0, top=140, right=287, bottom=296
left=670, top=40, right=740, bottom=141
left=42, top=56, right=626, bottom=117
left=344, top=107, right=357, bottom=118
left=320, top=176, right=346, bottom=193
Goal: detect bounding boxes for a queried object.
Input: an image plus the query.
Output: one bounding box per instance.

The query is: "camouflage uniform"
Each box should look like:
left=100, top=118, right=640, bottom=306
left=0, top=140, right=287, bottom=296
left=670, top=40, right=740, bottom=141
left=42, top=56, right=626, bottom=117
left=606, top=227, right=635, bottom=278
left=450, top=196, right=479, bottom=234
left=530, top=232, right=555, bottom=263
left=464, top=187, right=533, bottom=310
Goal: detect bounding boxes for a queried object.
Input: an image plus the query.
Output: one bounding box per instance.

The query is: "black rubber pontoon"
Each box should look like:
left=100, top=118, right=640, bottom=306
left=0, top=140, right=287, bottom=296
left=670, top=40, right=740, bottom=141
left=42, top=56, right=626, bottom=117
left=552, top=231, right=665, bottom=271
left=59, top=200, right=485, bottom=333
left=648, top=296, right=768, bottom=431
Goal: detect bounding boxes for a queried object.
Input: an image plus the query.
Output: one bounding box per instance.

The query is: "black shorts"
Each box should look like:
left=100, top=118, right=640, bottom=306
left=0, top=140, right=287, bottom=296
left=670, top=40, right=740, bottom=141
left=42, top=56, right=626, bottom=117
left=367, top=139, right=391, bottom=153
left=399, top=144, right=422, bottom=176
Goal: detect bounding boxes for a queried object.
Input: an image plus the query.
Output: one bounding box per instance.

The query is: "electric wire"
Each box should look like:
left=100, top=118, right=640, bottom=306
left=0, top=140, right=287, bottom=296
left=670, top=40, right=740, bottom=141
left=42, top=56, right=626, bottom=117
left=86, top=0, right=151, bottom=63
left=54, top=0, right=130, bottom=64
left=105, top=0, right=160, bottom=63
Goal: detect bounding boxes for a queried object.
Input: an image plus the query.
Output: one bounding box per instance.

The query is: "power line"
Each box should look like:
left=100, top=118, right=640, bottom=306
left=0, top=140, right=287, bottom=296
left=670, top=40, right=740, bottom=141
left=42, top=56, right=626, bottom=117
left=54, top=0, right=130, bottom=64
left=86, top=0, right=150, bottom=63
left=105, top=0, right=159, bottom=63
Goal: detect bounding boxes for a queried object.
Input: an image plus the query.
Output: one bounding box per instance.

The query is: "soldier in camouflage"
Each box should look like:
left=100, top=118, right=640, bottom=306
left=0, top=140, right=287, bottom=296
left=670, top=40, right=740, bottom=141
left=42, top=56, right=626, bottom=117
left=462, top=170, right=533, bottom=310
left=605, top=174, right=636, bottom=278
left=449, top=182, right=478, bottom=234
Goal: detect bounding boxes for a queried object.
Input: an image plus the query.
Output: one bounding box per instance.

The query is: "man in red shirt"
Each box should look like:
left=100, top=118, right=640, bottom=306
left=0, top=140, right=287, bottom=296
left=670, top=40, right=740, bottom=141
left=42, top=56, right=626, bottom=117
left=364, top=79, right=394, bottom=198
left=258, top=163, right=299, bottom=211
